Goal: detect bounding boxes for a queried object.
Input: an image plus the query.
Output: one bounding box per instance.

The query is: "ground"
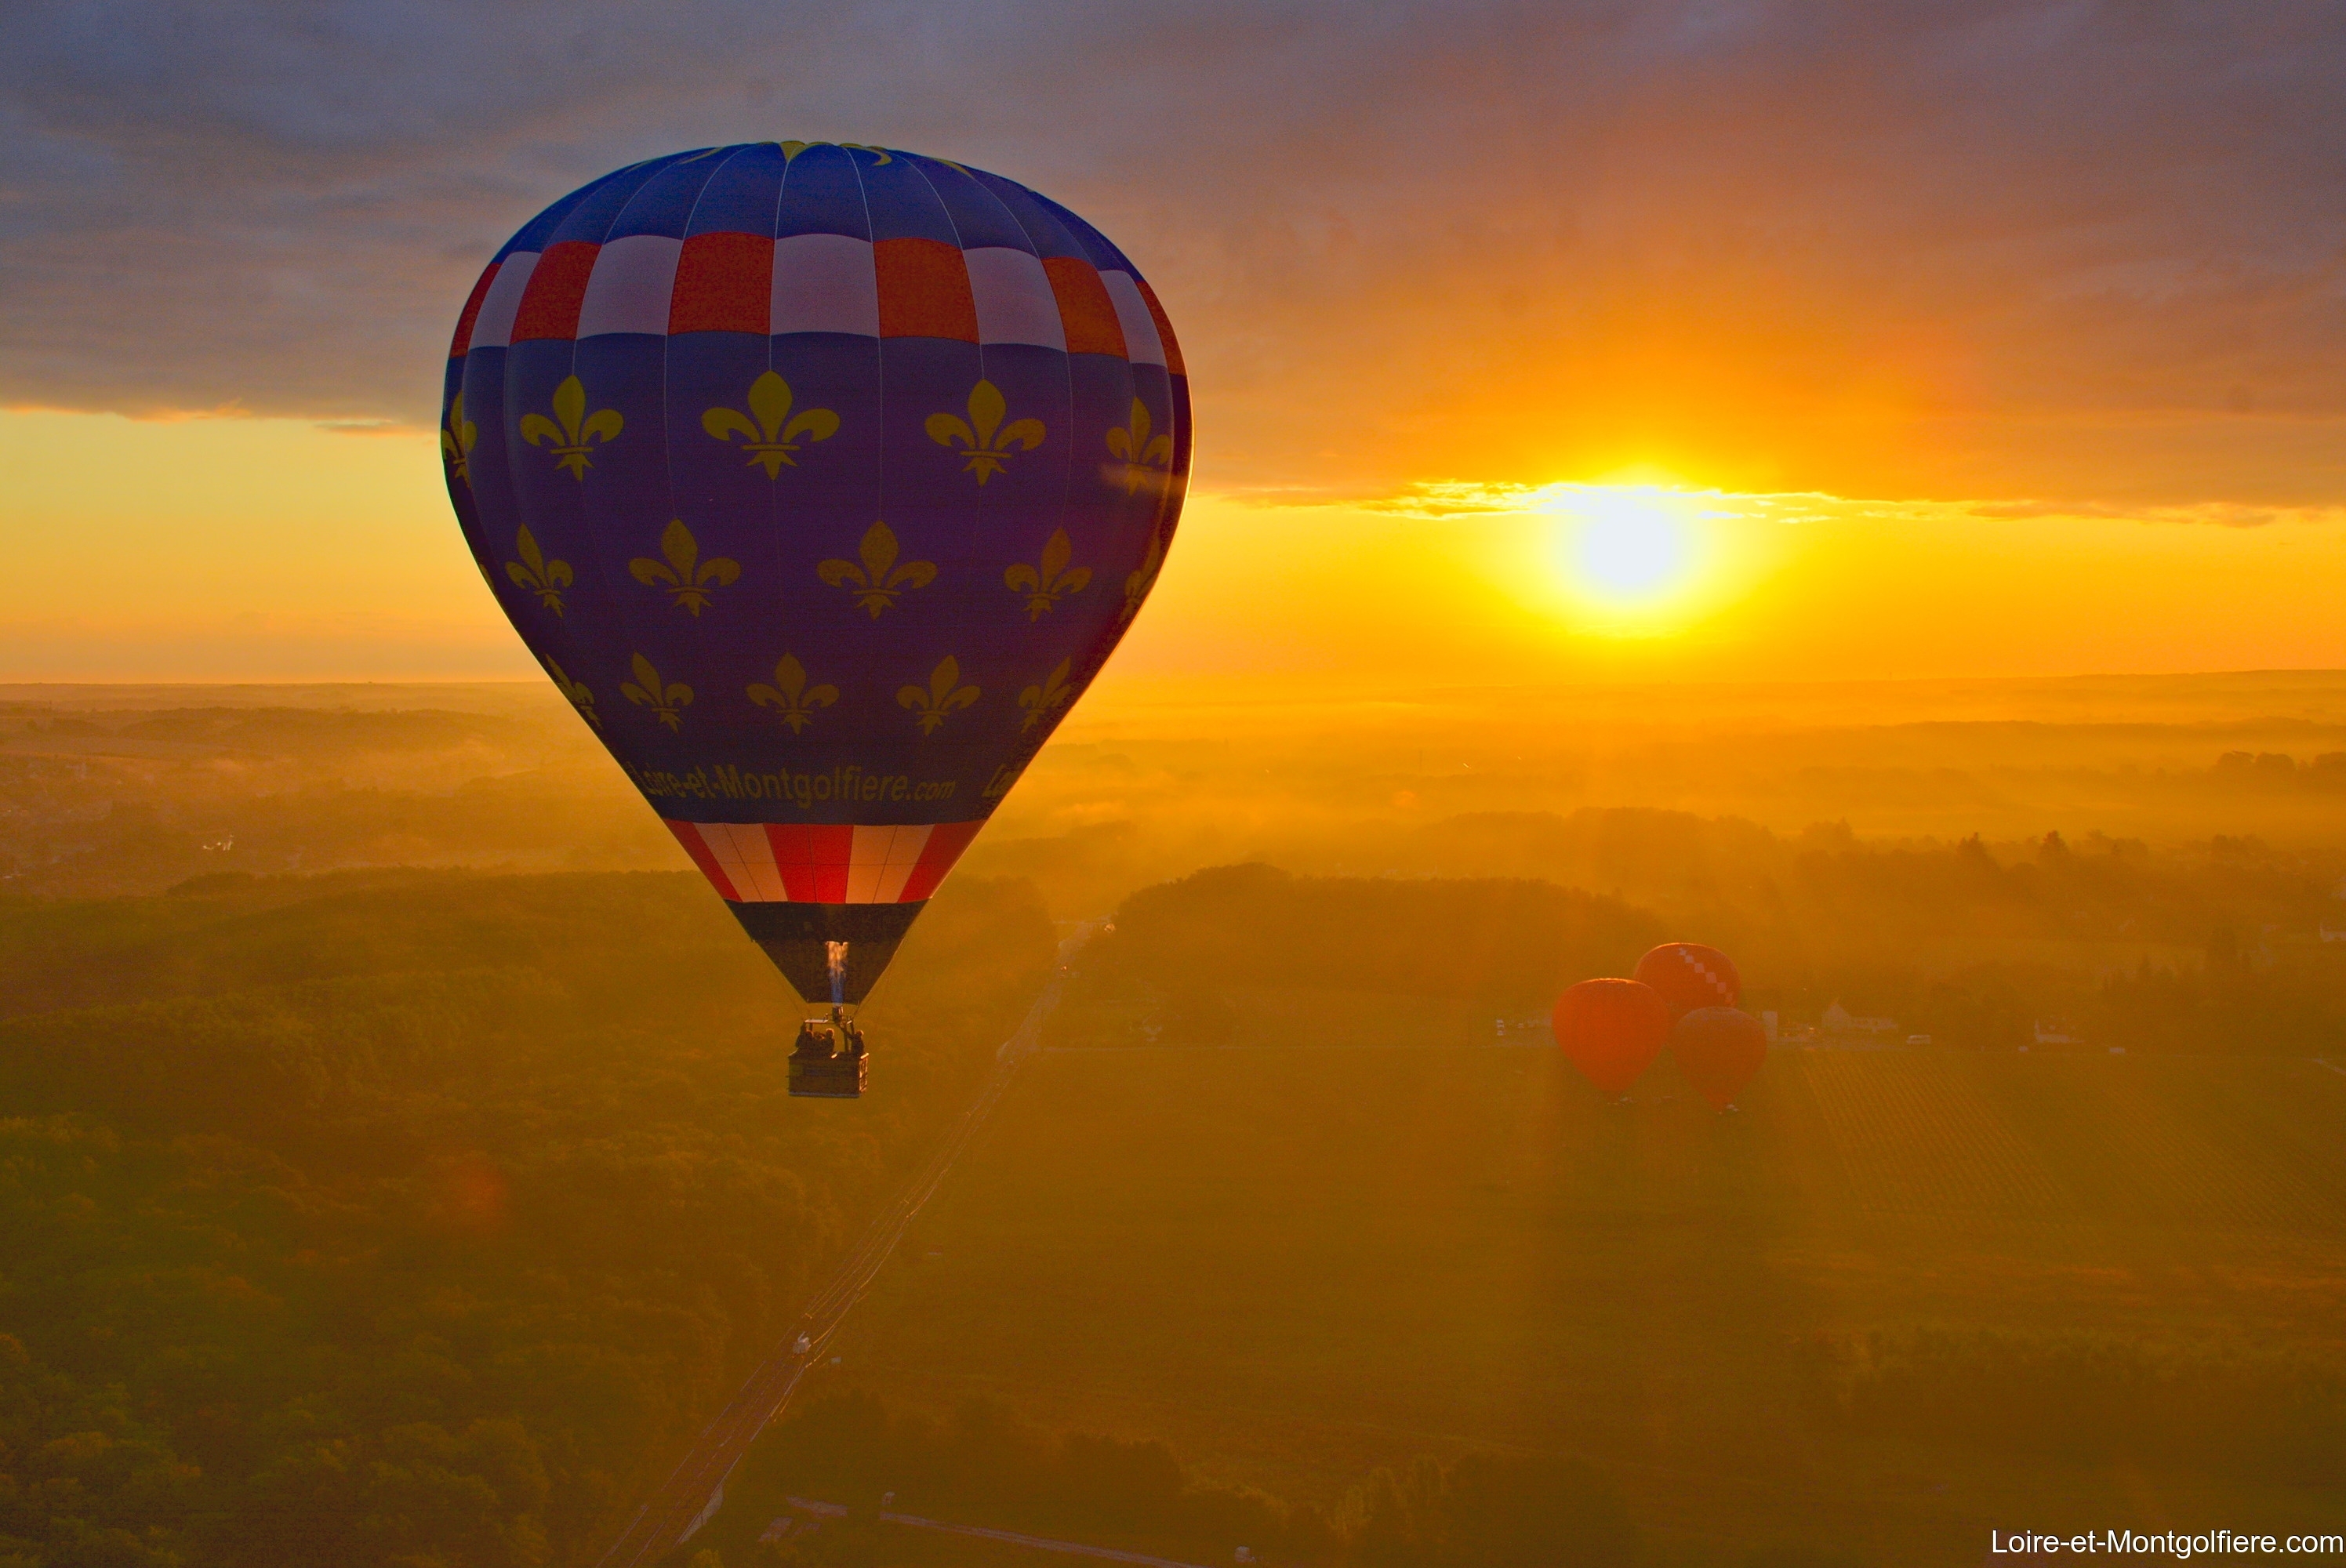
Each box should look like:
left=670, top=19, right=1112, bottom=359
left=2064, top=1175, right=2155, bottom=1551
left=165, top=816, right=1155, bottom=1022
left=795, top=985, right=2346, bottom=1565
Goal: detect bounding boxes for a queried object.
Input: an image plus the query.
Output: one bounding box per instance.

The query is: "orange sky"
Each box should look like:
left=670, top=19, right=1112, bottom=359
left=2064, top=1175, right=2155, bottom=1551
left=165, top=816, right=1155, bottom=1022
left=5, top=408, right=2343, bottom=687
left=4, top=6, right=2343, bottom=686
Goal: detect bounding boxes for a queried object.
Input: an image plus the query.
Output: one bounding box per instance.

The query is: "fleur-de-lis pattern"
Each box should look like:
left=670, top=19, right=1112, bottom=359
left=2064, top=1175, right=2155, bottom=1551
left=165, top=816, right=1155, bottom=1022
left=747, top=655, right=839, bottom=734
left=818, top=521, right=935, bottom=617
left=1124, top=526, right=1166, bottom=619
left=899, top=657, right=980, bottom=735
left=1106, top=399, right=1174, bottom=495
left=1004, top=531, right=1091, bottom=620
left=542, top=656, right=598, bottom=729
left=1019, top=659, right=1073, bottom=731
left=630, top=520, right=741, bottom=615
left=620, top=654, right=692, bottom=731
left=441, top=394, right=478, bottom=484
left=520, top=376, right=624, bottom=478
left=703, top=371, right=840, bottom=477
left=448, top=144, right=1189, bottom=895
left=925, top=380, right=1045, bottom=485
left=504, top=525, right=573, bottom=614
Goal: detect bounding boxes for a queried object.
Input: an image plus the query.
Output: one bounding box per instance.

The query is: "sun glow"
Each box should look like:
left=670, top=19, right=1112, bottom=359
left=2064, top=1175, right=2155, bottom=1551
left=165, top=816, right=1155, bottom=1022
left=1559, top=488, right=1698, bottom=602
left=1528, top=483, right=1742, bottom=635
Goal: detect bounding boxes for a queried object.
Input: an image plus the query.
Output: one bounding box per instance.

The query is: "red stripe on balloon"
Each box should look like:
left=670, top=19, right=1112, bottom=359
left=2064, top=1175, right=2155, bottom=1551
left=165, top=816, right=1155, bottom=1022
left=767, top=823, right=856, bottom=902
left=670, top=232, right=775, bottom=335
left=1134, top=278, right=1184, bottom=376
left=663, top=819, right=740, bottom=902
left=510, top=241, right=601, bottom=342
left=873, top=238, right=979, bottom=342
left=1042, top=258, right=1126, bottom=358
left=449, top=260, right=501, bottom=358
left=899, top=819, right=983, bottom=903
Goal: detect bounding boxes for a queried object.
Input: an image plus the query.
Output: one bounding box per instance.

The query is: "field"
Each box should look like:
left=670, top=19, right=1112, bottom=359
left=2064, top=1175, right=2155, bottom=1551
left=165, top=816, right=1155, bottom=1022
left=801, top=990, right=2346, bottom=1564
left=8, top=681, right=2346, bottom=1563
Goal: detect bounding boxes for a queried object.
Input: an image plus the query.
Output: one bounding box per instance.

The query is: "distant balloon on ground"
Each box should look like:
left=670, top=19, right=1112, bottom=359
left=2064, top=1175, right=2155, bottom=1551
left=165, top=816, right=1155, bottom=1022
left=1552, top=978, right=1672, bottom=1095
left=1670, top=1006, right=1768, bottom=1110
left=1632, top=942, right=1740, bottom=1019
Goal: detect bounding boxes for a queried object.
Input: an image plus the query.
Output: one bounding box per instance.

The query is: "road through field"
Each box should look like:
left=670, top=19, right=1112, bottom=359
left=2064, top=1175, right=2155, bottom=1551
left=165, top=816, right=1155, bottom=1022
left=591, top=924, right=1095, bottom=1568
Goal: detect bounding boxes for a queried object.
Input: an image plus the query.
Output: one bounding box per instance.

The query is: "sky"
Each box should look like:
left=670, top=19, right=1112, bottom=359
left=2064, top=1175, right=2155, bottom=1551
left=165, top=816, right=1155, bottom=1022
left=3, top=1, right=2344, bottom=685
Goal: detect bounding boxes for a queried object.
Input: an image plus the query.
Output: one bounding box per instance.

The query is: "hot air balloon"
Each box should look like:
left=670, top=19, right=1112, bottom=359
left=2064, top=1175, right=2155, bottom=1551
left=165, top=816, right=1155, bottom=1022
left=440, top=143, right=1187, bottom=1095
left=1552, top=978, right=1671, bottom=1098
left=1632, top=942, right=1739, bottom=1021
left=1669, top=1006, right=1768, bottom=1111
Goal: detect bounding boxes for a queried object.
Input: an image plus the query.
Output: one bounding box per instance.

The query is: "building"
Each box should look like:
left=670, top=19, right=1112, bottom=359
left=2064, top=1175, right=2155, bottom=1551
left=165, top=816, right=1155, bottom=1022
left=1821, top=1000, right=1901, bottom=1044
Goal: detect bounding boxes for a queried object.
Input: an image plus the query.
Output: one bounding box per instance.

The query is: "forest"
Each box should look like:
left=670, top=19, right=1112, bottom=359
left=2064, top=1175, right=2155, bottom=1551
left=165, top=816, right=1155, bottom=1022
left=693, top=1390, right=1640, bottom=1568
left=0, top=866, right=1053, bottom=1566
left=2, top=681, right=2345, bottom=1564
left=1069, top=836, right=2346, bottom=1053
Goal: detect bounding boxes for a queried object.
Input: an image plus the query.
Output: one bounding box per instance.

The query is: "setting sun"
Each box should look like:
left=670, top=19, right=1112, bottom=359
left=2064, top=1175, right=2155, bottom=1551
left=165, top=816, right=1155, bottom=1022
left=1552, top=486, right=1701, bottom=605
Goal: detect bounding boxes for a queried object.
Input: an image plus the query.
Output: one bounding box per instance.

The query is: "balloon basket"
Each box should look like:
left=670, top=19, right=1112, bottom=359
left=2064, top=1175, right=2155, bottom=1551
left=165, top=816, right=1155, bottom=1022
left=789, top=1051, right=869, bottom=1099
left=789, top=1013, right=870, bottom=1099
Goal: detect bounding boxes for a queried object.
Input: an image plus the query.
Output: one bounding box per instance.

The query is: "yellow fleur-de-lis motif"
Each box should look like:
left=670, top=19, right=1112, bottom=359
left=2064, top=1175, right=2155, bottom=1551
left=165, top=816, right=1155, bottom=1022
left=818, top=521, right=935, bottom=617
left=1105, top=398, right=1174, bottom=495
left=629, top=520, right=740, bottom=616
left=702, top=371, right=839, bottom=477
left=1019, top=659, right=1073, bottom=732
left=619, top=653, right=692, bottom=731
left=441, top=393, right=478, bottom=484
left=540, top=655, right=599, bottom=729
left=746, top=654, right=839, bottom=734
left=898, top=656, right=979, bottom=735
left=519, top=375, right=623, bottom=478
left=1123, top=526, right=1165, bottom=619
left=926, top=379, right=1045, bottom=485
left=1003, top=530, right=1091, bottom=620
left=504, top=525, right=573, bottom=614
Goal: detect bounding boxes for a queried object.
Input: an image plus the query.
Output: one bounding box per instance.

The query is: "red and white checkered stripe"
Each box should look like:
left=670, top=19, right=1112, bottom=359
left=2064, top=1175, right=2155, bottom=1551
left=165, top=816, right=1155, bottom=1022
left=663, top=820, right=983, bottom=905
left=451, top=242, right=1177, bottom=369
left=1665, top=947, right=1738, bottom=1004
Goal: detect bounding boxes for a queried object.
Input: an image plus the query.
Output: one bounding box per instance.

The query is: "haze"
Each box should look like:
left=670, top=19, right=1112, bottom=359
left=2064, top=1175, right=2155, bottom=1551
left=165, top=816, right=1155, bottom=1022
left=2, top=7, right=2344, bottom=1568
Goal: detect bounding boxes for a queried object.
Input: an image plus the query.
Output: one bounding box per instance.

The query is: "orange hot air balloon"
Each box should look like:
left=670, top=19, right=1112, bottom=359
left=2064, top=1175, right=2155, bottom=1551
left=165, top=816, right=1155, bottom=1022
left=1552, top=978, right=1672, bottom=1096
left=1671, top=1006, right=1769, bottom=1111
left=1632, top=942, right=1740, bottom=1020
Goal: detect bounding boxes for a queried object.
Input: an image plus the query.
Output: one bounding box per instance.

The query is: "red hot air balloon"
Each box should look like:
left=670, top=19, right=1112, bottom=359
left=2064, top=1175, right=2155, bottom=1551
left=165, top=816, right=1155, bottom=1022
left=1632, top=942, right=1740, bottom=1021
left=1552, top=978, right=1672, bottom=1096
left=1670, top=1006, right=1768, bottom=1111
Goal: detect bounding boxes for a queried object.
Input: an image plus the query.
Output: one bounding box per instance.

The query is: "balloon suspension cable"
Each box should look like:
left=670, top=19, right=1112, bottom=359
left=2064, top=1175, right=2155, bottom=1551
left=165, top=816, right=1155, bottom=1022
left=826, top=941, right=848, bottom=1008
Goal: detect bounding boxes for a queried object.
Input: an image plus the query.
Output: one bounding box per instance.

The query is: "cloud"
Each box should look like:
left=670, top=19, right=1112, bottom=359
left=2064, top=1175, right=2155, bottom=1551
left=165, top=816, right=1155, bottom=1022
left=3, top=1, right=2343, bottom=505
left=1364, top=479, right=2346, bottom=533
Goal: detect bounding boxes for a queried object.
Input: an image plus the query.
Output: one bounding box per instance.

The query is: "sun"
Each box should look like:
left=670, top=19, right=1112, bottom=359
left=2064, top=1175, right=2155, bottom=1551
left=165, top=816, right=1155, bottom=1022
left=1448, top=477, right=1771, bottom=641
left=1569, top=491, right=1691, bottom=599
left=1547, top=485, right=1707, bottom=614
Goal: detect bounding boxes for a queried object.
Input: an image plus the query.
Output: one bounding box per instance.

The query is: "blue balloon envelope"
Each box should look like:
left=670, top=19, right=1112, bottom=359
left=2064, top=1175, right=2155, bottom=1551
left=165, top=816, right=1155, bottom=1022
left=441, top=143, right=1187, bottom=1008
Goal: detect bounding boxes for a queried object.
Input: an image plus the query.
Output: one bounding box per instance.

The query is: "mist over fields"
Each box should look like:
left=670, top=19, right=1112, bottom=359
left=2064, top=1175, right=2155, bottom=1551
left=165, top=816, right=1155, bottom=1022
left=12, top=673, right=2346, bottom=1052
left=1, top=675, right=2342, bottom=1565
